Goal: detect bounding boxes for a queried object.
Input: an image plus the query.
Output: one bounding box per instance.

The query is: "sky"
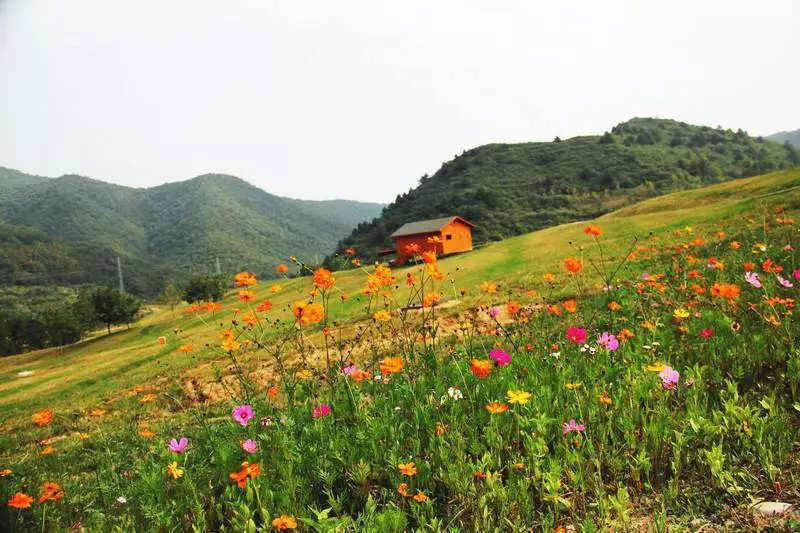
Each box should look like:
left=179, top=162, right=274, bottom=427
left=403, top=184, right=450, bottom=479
left=0, top=1, right=798, bottom=203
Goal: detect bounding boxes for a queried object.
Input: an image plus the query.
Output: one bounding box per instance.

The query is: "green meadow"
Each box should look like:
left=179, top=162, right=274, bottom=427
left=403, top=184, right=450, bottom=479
left=1, top=168, right=799, bottom=531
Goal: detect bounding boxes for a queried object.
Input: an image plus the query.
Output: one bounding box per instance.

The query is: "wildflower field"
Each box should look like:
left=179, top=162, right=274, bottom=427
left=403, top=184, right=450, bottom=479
left=1, top=169, right=799, bottom=531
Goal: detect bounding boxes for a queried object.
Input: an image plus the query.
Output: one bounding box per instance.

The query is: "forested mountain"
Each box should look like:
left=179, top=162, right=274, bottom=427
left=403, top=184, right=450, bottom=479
left=767, top=129, right=800, bottom=148
left=0, top=169, right=382, bottom=295
left=329, top=118, right=798, bottom=262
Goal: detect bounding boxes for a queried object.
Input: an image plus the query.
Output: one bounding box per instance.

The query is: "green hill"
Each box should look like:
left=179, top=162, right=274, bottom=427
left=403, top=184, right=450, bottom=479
left=330, top=118, right=798, bottom=262
left=0, top=171, right=383, bottom=295
left=767, top=128, right=800, bottom=148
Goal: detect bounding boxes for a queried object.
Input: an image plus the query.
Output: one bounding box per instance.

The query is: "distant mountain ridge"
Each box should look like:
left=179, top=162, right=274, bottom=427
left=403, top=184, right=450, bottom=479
left=0, top=168, right=383, bottom=295
left=328, top=118, right=799, bottom=264
left=767, top=129, right=800, bottom=148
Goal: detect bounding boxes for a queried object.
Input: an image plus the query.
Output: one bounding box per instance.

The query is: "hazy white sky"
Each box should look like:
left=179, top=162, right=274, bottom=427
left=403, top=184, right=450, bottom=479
left=0, top=0, right=797, bottom=202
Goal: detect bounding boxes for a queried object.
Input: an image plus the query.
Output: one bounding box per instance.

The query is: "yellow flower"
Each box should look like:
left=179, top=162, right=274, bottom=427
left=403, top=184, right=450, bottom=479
left=139, top=394, right=156, bottom=404
left=565, top=382, right=582, bottom=390
left=221, top=338, right=241, bottom=352
left=598, top=391, right=612, bottom=405
left=398, top=462, right=417, bottom=476
left=480, top=281, right=497, bottom=294
left=270, top=284, right=282, bottom=293
left=167, top=461, right=184, bottom=479
left=646, top=362, right=665, bottom=372
left=296, top=369, right=313, bottom=381
left=373, top=310, right=391, bottom=322
left=485, top=402, right=509, bottom=414
left=413, top=491, right=428, bottom=503
left=505, top=390, right=532, bottom=405
left=271, top=514, right=298, bottom=530
left=673, top=308, right=690, bottom=320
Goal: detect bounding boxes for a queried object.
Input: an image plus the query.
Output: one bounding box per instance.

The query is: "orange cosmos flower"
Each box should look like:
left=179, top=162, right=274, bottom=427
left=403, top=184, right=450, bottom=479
left=380, top=357, right=404, bottom=375
left=607, top=301, right=621, bottom=311
left=413, top=492, right=428, bottom=503
left=563, top=299, right=577, bottom=313
left=221, top=338, right=241, bottom=352
left=485, top=402, right=509, bottom=414
left=268, top=386, right=279, bottom=399
left=301, top=303, right=324, bottom=325
left=241, top=312, right=258, bottom=326
left=405, top=273, right=416, bottom=286
left=40, top=447, right=54, bottom=456
left=344, top=247, right=356, bottom=255
left=480, top=281, right=497, bottom=294
left=178, top=343, right=193, bottom=353
left=276, top=264, right=289, bottom=274
left=584, top=224, right=602, bottom=236
left=421, top=251, right=437, bottom=265
left=373, top=310, right=391, bottom=321
left=506, top=300, right=521, bottom=316
left=313, top=268, right=335, bottom=290
left=139, top=429, right=156, bottom=438
left=0, top=469, right=11, bottom=477
left=88, top=409, right=106, bottom=418
left=470, top=359, right=492, bottom=378
left=229, top=462, right=261, bottom=489
left=139, top=394, right=156, bottom=404
left=617, top=328, right=634, bottom=342
left=352, top=258, right=362, bottom=267
left=405, top=243, right=420, bottom=254
left=185, top=304, right=202, bottom=315
left=256, top=300, right=273, bottom=312
left=205, top=301, right=222, bottom=313
left=7, top=493, right=34, bottom=509
left=271, top=514, right=298, bottom=530
left=543, top=273, right=555, bottom=282
left=563, top=257, right=583, bottom=274
left=422, top=292, right=442, bottom=308
left=397, top=483, right=410, bottom=497
left=237, top=290, right=255, bottom=303
left=729, top=241, right=741, bottom=249
left=234, top=271, right=257, bottom=287
left=270, top=284, right=282, bottom=293
left=398, top=462, right=417, bottom=476
left=33, top=409, right=53, bottom=427
left=38, top=482, right=65, bottom=503
left=598, top=391, right=612, bottom=405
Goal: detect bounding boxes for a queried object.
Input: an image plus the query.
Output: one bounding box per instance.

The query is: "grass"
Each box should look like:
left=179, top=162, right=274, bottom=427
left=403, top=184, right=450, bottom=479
left=0, top=168, right=799, bottom=531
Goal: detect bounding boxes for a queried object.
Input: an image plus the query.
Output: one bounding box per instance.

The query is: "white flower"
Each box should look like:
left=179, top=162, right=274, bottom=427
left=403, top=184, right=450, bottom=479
left=116, top=496, right=127, bottom=505
left=549, top=351, right=561, bottom=360
left=447, top=386, right=463, bottom=400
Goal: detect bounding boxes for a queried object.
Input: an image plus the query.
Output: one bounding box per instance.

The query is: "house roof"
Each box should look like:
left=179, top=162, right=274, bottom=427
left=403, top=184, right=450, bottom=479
left=390, top=216, right=475, bottom=238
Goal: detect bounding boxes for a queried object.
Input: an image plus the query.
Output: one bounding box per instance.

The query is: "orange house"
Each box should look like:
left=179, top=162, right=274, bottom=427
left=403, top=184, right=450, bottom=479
left=391, top=216, right=476, bottom=265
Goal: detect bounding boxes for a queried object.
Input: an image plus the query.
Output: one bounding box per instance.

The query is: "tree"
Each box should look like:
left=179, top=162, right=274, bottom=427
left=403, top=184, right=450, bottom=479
left=89, top=287, right=141, bottom=335
left=183, top=274, right=227, bottom=303
left=157, top=279, right=183, bottom=314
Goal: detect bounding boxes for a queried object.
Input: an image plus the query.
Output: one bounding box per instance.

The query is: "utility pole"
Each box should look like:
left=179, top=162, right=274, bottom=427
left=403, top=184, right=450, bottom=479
left=117, top=256, right=125, bottom=293
left=215, top=256, right=221, bottom=275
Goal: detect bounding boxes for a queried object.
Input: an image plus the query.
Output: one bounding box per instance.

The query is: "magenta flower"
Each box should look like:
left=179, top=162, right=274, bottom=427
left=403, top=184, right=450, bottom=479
left=488, top=307, right=501, bottom=317
left=563, top=419, right=585, bottom=435
left=597, top=332, right=619, bottom=351
left=489, top=348, right=511, bottom=366
left=783, top=244, right=795, bottom=251
left=232, top=405, right=255, bottom=426
left=641, top=273, right=650, bottom=279
left=565, top=326, right=587, bottom=344
left=699, top=328, right=714, bottom=339
left=745, top=271, right=762, bottom=288
left=342, top=365, right=358, bottom=375
left=794, top=268, right=800, bottom=280
left=241, top=439, right=258, bottom=454
left=168, top=437, right=188, bottom=453
left=777, top=275, right=794, bottom=288
left=312, top=403, right=332, bottom=418
left=659, top=366, right=680, bottom=390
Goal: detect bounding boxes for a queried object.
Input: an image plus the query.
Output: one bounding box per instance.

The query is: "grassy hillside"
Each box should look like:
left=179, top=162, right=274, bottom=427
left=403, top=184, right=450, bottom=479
left=768, top=128, right=800, bottom=148
left=0, top=171, right=383, bottom=296
left=1, top=167, right=797, bottom=418
left=0, top=168, right=797, bottom=531
left=332, top=118, right=798, bottom=262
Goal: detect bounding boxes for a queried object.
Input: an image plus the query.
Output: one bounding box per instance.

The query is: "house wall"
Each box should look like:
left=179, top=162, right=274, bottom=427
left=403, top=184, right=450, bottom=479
left=393, top=232, right=443, bottom=265
left=440, top=219, right=473, bottom=255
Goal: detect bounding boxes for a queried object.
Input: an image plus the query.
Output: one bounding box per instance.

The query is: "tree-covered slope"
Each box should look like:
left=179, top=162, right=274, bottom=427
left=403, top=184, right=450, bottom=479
left=331, top=118, right=799, bottom=261
left=0, top=170, right=383, bottom=295
left=767, top=128, right=800, bottom=148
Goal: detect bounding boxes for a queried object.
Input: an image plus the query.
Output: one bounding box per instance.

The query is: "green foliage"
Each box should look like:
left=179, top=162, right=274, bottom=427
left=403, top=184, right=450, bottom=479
left=0, top=293, right=94, bottom=355
left=0, top=172, right=383, bottom=297
left=89, top=286, right=141, bottom=335
left=183, top=274, right=227, bottom=303
left=767, top=128, right=800, bottom=148
left=156, top=280, right=183, bottom=313
left=333, top=118, right=797, bottom=262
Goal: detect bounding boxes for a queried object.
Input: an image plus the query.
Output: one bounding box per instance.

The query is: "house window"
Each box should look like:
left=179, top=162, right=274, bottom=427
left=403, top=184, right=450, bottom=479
left=445, top=234, right=452, bottom=240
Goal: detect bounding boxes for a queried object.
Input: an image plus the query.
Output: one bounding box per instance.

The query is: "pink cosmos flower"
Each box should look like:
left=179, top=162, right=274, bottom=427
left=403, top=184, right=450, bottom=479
left=168, top=437, right=188, bottom=453
left=232, top=405, right=255, bottom=426
left=777, top=275, right=794, bottom=288
left=783, top=244, right=795, bottom=252
left=597, top=332, right=619, bottom=351
left=795, top=268, right=800, bottom=281
left=563, top=419, right=585, bottom=435
left=659, top=366, right=680, bottom=390
left=241, top=439, right=258, bottom=454
left=565, top=326, right=587, bottom=344
left=489, top=348, right=511, bottom=366
left=745, top=271, right=762, bottom=288
left=342, top=365, right=358, bottom=375
left=641, top=273, right=650, bottom=279
left=699, top=328, right=714, bottom=339
left=312, top=404, right=332, bottom=418
left=488, top=308, right=501, bottom=317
